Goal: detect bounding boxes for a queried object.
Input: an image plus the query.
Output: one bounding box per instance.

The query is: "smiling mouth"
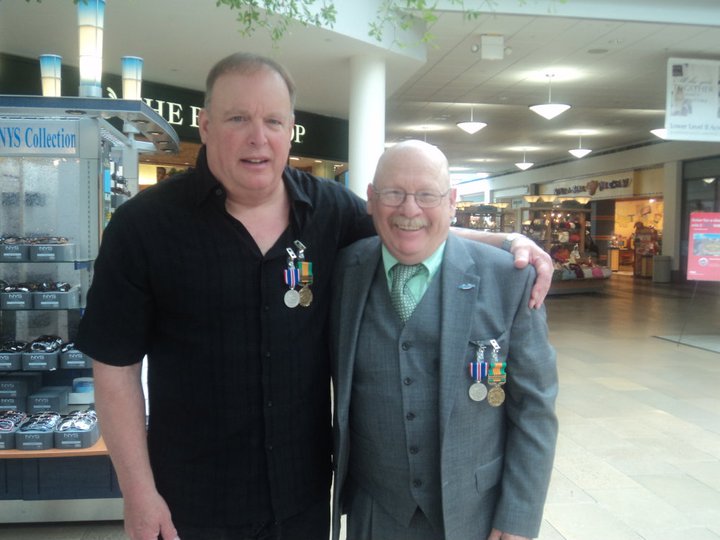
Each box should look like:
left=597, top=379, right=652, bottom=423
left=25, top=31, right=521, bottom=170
left=242, top=158, right=269, bottom=164
left=394, top=219, right=426, bottom=231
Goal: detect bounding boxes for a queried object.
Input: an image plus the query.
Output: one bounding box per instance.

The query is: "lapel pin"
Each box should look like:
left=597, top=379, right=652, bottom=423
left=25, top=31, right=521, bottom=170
left=458, top=283, right=475, bottom=290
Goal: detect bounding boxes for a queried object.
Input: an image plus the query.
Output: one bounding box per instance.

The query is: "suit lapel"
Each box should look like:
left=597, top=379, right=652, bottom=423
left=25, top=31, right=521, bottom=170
left=438, top=236, right=481, bottom=441
left=336, top=239, right=382, bottom=426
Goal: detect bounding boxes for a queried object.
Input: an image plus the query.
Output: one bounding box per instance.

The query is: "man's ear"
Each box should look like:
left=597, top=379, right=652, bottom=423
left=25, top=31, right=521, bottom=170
left=448, top=187, right=458, bottom=218
left=198, top=108, right=209, bottom=144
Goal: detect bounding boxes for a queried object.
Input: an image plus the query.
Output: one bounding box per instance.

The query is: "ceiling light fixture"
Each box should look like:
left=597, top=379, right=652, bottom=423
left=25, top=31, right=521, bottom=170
left=529, top=74, right=570, bottom=120
left=456, top=106, right=487, bottom=135
left=568, top=134, right=592, bottom=158
left=515, top=150, right=534, bottom=170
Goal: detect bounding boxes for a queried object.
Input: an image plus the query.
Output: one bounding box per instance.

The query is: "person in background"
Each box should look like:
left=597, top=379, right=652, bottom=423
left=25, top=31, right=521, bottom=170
left=330, top=140, right=558, bottom=540
left=156, top=166, right=168, bottom=182
left=76, top=53, right=553, bottom=540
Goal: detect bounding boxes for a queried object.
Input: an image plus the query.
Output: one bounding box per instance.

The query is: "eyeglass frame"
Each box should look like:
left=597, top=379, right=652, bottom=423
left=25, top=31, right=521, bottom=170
left=370, top=185, right=452, bottom=208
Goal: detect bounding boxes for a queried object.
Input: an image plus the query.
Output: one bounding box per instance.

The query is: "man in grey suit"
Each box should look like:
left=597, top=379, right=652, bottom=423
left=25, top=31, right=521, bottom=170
left=330, top=140, right=558, bottom=540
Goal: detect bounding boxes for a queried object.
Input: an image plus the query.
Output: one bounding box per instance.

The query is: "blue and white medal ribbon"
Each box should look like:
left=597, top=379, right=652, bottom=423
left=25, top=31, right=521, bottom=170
left=468, top=342, right=488, bottom=402
left=284, top=248, right=301, bottom=308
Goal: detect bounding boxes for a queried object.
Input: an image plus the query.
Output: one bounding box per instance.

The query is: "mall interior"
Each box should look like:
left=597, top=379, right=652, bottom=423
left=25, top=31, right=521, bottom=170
left=1, top=1, right=720, bottom=539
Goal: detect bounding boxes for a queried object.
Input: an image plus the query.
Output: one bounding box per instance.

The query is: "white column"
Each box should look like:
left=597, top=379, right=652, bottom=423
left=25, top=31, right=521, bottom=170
left=348, top=55, right=386, bottom=198
left=662, top=160, right=682, bottom=271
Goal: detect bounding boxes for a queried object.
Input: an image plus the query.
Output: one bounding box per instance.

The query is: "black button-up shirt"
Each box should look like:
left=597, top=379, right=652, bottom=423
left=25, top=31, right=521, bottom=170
left=76, top=147, right=374, bottom=526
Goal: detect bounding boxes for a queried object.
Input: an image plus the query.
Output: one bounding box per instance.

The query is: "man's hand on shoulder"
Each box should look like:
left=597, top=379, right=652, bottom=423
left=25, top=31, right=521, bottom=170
left=448, top=228, right=552, bottom=308
left=504, top=233, right=552, bottom=309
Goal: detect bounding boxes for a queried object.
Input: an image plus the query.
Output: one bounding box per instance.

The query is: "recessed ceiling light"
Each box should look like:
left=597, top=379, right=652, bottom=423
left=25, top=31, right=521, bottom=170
left=587, top=48, right=609, bottom=54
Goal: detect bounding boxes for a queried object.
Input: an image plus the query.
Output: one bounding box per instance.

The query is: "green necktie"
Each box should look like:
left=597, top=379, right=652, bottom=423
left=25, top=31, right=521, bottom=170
left=391, top=263, right=422, bottom=322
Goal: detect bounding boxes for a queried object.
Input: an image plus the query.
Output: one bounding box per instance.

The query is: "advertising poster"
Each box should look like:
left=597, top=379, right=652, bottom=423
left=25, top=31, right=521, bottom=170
left=665, top=58, right=720, bottom=142
left=687, top=212, right=720, bottom=281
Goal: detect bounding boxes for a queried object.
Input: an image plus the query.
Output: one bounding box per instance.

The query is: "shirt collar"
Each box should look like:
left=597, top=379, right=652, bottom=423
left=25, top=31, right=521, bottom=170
left=192, top=146, right=313, bottom=218
left=381, top=241, right=446, bottom=282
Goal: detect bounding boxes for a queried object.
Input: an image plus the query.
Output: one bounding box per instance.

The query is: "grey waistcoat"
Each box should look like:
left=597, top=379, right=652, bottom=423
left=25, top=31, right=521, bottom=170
left=349, top=262, right=444, bottom=531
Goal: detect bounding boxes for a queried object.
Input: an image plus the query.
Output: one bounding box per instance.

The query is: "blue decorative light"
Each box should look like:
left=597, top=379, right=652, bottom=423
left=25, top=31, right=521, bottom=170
left=77, top=0, right=105, bottom=97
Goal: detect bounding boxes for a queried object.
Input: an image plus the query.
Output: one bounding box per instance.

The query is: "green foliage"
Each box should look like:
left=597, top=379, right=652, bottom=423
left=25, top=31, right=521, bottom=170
left=216, top=0, right=337, bottom=43
left=15, top=0, right=566, bottom=47
left=369, top=0, right=486, bottom=45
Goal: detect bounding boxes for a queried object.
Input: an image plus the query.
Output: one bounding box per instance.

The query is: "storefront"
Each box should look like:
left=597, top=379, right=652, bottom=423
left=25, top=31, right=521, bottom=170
left=1, top=53, right=350, bottom=191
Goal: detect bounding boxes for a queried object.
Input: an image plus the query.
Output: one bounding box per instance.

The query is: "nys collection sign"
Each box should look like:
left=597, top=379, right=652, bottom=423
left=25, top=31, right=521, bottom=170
left=0, top=120, right=78, bottom=156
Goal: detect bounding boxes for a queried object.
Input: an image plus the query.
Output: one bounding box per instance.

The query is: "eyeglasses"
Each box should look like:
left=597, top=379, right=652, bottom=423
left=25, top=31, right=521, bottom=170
left=19, top=412, right=60, bottom=432
left=0, top=411, right=26, bottom=432
left=30, top=335, right=64, bottom=353
left=57, top=410, right=97, bottom=432
left=372, top=186, right=450, bottom=208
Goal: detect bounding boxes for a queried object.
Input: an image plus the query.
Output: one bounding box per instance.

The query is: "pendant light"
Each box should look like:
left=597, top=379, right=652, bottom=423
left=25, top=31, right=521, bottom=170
left=456, top=106, right=487, bottom=135
left=515, top=150, right=533, bottom=170
left=529, top=74, right=570, bottom=120
left=568, top=135, right=592, bottom=158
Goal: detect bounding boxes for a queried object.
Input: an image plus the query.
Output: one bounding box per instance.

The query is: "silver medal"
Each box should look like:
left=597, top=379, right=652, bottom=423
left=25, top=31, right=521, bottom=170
left=468, top=382, right=488, bottom=402
left=284, top=288, right=300, bottom=308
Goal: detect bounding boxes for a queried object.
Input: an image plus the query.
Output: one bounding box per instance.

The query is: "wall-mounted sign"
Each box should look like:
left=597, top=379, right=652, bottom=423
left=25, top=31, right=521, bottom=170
left=687, top=212, right=720, bottom=281
left=665, top=58, right=720, bottom=142
left=0, top=119, right=78, bottom=156
left=547, top=171, right=635, bottom=200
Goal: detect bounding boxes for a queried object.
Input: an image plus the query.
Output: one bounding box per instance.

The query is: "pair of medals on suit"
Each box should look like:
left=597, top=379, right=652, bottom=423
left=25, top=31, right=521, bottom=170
left=468, top=338, right=506, bottom=406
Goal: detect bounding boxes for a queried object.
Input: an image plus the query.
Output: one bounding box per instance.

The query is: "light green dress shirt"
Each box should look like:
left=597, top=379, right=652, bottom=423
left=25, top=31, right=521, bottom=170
left=381, top=241, right=447, bottom=306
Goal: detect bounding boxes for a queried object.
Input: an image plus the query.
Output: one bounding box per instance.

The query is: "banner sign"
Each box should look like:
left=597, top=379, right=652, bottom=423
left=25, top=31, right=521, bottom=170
left=687, top=211, right=720, bottom=281
left=0, top=119, right=78, bottom=156
left=547, top=171, right=635, bottom=200
left=665, top=58, right=720, bottom=142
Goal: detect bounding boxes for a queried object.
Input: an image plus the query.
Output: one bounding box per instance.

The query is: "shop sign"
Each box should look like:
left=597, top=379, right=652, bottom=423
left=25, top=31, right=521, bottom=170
left=547, top=171, right=634, bottom=200
left=0, top=120, right=78, bottom=156
left=665, top=58, right=720, bottom=142
left=687, top=212, right=720, bottom=282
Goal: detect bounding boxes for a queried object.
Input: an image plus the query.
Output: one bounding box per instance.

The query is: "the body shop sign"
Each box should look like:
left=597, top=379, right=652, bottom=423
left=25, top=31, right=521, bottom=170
left=0, top=120, right=78, bottom=156
left=687, top=212, right=720, bottom=281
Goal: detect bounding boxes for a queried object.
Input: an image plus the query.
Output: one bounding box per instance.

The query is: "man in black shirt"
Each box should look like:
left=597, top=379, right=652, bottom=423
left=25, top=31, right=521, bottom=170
left=76, top=53, right=552, bottom=540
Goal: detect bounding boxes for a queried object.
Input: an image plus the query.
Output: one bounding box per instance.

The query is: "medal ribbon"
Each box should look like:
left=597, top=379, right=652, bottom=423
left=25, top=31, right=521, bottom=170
left=468, top=360, right=488, bottom=382
left=284, top=268, right=300, bottom=288
left=488, top=339, right=506, bottom=385
left=299, top=261, right=313, bottom=284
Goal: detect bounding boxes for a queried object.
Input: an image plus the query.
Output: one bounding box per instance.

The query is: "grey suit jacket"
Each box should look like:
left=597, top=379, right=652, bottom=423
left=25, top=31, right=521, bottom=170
left=330, top=234, right=558, bottom=540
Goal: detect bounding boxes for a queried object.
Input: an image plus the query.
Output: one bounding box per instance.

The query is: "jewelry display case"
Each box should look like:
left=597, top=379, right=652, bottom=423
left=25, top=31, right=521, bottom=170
left=0, top=95, right=177, bottom=521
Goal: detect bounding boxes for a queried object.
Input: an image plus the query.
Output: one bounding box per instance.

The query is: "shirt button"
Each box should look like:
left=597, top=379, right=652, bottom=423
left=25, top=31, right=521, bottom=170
left=413, top=479, right=422, bottom=488
left=265, top=352, right=271, bottom=358
left=266, top=444, right=273, bottom=451
left=267, top=401, right=273, bottom=408
left=264, top=305, right=270, bottom=311
left=409, top=446, right=419, bottom=454
left=403, top=377, right=413, bottom=386
left=401, top=342, right=411, bottom=351
left=406, top=412, right=415, bottom=421
left=215, top=188, right=223, bottom=196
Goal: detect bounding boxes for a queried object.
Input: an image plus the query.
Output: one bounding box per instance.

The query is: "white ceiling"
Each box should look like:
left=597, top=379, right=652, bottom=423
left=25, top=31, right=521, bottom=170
left=2, top=0, right=719, bottom=178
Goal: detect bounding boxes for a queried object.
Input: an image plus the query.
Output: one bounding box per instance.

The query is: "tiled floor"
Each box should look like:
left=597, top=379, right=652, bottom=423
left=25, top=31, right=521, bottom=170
left=1, top=274, right=719, bottom=539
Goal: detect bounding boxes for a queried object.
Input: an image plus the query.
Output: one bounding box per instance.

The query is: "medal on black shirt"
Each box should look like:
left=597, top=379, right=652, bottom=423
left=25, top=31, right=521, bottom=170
left=298, top=261, right=314, bottom=307
left=294, top=240, right=314, bottom=308
left=284, top=248, right=300, bottom=308
left=468, top=342, right=488, bottom=402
